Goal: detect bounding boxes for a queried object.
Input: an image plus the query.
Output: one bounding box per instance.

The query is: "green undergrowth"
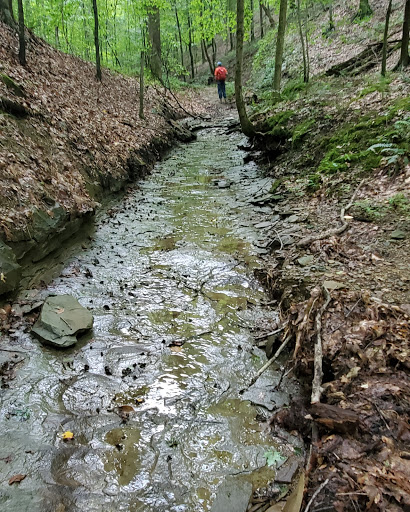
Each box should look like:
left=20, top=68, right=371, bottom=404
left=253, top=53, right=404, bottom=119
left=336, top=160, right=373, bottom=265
left=352, top=193, right=410, bottom=222
left=306, top=97, right=410, bottom=190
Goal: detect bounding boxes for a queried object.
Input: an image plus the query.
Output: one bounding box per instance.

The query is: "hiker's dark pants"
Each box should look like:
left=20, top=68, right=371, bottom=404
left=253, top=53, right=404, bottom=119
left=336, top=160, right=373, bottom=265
left=217, top=80, right=226, bottom=99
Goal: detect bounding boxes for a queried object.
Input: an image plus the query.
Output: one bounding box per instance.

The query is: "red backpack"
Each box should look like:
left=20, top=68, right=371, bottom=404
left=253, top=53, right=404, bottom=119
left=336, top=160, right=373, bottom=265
left=215, top=66, right=227, bottom=81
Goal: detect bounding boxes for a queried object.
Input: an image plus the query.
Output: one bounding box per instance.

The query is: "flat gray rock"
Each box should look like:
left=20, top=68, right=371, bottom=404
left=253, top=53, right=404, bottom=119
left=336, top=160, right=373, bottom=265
left=275, top=460, right=299, bottom=484
left=211, top=477, right=252, bottom=512
left=0, top=241, right=22, bottom=296
left=32, top=294, right=93, bottom=348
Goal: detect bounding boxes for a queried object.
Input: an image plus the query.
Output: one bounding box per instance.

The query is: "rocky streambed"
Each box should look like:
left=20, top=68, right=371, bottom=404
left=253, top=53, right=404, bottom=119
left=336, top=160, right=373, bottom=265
left=0, top=119, right=303, bottom=512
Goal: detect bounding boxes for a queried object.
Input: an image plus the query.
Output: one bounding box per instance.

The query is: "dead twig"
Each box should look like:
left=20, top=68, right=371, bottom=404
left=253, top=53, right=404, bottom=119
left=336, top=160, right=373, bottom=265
left=311, top=285, right=332, bottom=404
left=241, top=335, right=292, bottom=392
left=297, top=179, right=364, bottom=248
left=304, top=478, right=330, bottom=512
left=254, top=325, right=286, bottom=341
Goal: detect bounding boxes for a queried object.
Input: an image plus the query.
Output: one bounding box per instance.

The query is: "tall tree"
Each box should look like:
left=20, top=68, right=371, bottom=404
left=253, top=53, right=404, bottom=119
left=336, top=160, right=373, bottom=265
left=175, top=5, right=186, bottom=81
left=235, top=0, right=255, bottom=137
left=259, top=0, right=264, bottom=37
left=17, top=0, right=26, bottom=66
left=187, top=9, right=195, bottom=78
left=250, top=0, right=255, bottom=41
left=381, top=0, right=393, bottom=76
left=147, top=3, right=162, bottom=79
left=398, top=0, right=410, bottom=69
left=273, top=0, right=287, bottom=95
left=92, top=0, right=102, bottom=80
left=296, top=0, right=307, bottom=82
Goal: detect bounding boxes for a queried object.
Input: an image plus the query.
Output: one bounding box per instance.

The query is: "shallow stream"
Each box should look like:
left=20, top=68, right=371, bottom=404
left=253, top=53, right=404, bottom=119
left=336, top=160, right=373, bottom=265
left=0, top=119, right=298, bottom=511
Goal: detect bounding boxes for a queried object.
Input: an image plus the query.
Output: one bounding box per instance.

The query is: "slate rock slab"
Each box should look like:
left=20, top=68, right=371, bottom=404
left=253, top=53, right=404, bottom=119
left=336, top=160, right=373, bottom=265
left=0, top=241, right=22, bottom=296
left=32, top=295, right=93, bottom=348
left=211, top=477, right=252, bottom=512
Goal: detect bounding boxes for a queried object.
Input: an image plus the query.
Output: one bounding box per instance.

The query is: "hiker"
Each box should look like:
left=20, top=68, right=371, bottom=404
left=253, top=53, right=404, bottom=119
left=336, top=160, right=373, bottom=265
left=214, top=62, right=228, bottom=103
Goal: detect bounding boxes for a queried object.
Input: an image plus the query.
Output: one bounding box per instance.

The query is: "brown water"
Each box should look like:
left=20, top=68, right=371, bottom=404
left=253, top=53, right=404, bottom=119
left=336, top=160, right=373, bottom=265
left=0, top=120, right=299, bottom=512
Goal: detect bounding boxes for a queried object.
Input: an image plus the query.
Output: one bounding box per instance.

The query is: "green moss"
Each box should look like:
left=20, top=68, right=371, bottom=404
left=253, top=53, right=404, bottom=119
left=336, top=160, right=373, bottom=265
left=292, top=119, right=316, bottom=148
left=266, top=110, right=295, bottom=129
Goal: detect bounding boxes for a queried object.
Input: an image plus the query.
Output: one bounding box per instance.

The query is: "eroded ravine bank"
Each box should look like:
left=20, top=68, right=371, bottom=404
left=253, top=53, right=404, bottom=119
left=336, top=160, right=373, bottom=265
left=0, top=121, right=302, bottom=511
left=0, top=21, right=201, bottom=296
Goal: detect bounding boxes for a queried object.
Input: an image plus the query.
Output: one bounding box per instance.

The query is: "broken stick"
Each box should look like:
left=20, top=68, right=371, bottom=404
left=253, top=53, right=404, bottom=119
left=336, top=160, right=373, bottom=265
left=311, top=285, right=332, bottom=404
left=241, top=335, right=292, bottom=392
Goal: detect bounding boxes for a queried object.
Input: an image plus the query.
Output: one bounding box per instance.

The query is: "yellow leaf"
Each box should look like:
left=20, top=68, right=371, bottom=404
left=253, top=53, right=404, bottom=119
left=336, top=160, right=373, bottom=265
left=62, top=431, right=74, bottom=440
left=0, top=273, right=6, bottom=283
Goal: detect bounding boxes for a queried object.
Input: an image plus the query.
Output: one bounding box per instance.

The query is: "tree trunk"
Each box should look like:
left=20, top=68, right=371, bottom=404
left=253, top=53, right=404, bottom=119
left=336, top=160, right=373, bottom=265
left=17, top=0, right=26, bottom=66
left=92, top=0, right=102, bottom=80
left=212, top=38, right=217, bottom=66
left=297, top=0, right=307, bottom=82
left=259, top=0, right=264, bottom=38
left=235, top=0, right=255, bottom=137
left=398, top=0, right=410, bottom=69
left=202, top=39, right=214, bottom=75
left=273, top=0, right=288, bottom=95
left=305, top=0, right=310, bottom=81
left=139, top=50, right=144, bottom=119
left=0, top=0, right=15, bottom=26
left=355, top=0, right=372, bottom=20
left=250, top=0, right=255, bottom=41
left=381, top=0, right=393, bottom=76
left=187, top=12, right=195, bottom=79
left=175, top=7, right=186, bottom=81
left=148, top=5, right=161, bottom=80
left=261, top=2, right=275, bottom=28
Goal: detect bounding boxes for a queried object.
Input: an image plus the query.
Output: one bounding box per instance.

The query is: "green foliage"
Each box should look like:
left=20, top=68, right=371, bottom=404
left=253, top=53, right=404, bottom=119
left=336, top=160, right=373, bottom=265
left=264, top=449, right=286, bottom=467
left=266, top=110, right=295, bottom=129
left=281, top=80, right=309, bottom=101
left=388, top=193, right=409, bottom=212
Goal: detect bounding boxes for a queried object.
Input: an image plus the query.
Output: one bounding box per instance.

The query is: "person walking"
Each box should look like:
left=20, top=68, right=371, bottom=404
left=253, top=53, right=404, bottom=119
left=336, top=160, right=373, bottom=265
left=214, top=62, right=228, bottom=103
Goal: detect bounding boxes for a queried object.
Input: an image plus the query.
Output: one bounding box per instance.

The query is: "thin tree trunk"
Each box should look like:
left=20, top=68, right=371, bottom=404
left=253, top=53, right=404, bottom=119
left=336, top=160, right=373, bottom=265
left=297, top=0, right=307, bottom=82
left=329, top=4, right=334, bottom=31
left=259, top=0, right=264, bottom=38
left=235, top=0, right=255, bottom=137
left=17, top=0, right=26, bottom=66
left=148, top=6, right=161, bottom=80
left=92, top=0, right=102, bottom=80
left=250, top=0, right=255, bottom=41
left=398, top=0, right=410, bottom=69
left=261, top=2, right=275, bottom=28
left=202, top=39, right=214, bottom=75
left=55, top=26, right=60, bottom=48
left=139, top=50, right=144, bottom=119
left=187, top=12, right=195, bottom=79
left=305, top=0, right=310, bottom=81
left=175, top=6, right=185, bottom=81
left=382, top=0, right=393, bottom=76
left=273, top=0, right=288, bottom=95
left=211, top=38, right=217, bottom=68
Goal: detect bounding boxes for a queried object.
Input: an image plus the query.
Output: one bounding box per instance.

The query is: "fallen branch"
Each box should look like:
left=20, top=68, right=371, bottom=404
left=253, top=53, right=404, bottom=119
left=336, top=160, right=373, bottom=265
left=254, top=325, right=286, bottom=342
left=241, top=334, right=292, bottom=392
left=304, top=478, right=330, bottom=512
left=311, top=286, right=331, bottom=404
left=297, top=179, right=364, bottom=248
